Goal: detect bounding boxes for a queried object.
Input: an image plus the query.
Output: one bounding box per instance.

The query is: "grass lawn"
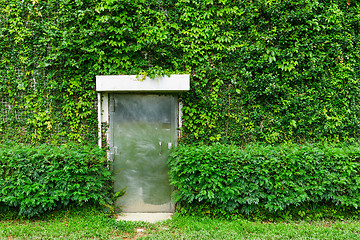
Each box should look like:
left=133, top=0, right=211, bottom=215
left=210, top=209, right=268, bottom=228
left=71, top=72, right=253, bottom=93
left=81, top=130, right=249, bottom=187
left=1, top=209, right=360, bottom=239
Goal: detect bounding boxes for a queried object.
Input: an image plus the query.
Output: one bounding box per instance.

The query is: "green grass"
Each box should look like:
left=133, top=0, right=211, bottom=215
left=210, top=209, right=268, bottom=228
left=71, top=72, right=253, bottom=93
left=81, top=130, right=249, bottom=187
left=147, top=216, right=360, bottom=239
left=1, top=208, right=360, bottom=239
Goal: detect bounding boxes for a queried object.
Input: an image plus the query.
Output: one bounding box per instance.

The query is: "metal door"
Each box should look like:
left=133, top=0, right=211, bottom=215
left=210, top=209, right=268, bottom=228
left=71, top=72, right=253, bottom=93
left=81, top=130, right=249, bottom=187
left=110, top=94, right=177, bottom=212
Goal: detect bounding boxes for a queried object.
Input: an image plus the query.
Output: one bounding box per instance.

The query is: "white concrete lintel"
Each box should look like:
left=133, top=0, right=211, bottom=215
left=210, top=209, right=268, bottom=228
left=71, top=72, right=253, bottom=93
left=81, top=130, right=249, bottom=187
left=96, top=74, right=190, bottom=92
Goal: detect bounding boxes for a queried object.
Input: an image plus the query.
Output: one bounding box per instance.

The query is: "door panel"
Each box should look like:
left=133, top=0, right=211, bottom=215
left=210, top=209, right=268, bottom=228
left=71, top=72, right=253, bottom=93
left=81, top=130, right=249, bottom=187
left=110, top=94, right=177, bottom=212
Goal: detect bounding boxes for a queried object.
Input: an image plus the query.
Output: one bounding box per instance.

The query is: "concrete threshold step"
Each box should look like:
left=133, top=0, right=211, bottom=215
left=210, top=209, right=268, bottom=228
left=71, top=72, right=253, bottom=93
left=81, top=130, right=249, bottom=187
left=116, top=213, right=173, bottom=223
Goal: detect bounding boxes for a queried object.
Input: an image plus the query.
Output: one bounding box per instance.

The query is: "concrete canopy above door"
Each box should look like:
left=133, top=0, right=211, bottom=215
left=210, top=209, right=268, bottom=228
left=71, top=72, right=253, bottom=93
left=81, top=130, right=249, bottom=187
left=96, top=74, right=190, bottom=92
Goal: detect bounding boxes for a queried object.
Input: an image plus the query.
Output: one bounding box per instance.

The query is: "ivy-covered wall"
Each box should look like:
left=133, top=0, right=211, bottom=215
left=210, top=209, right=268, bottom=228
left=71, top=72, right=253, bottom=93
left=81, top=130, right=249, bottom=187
left=1, top=0, right=359, bottom=144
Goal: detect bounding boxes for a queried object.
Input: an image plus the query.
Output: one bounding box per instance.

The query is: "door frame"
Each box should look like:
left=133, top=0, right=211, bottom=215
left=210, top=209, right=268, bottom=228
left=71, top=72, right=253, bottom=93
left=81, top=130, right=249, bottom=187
left=95, top=75, right=189, bottom=212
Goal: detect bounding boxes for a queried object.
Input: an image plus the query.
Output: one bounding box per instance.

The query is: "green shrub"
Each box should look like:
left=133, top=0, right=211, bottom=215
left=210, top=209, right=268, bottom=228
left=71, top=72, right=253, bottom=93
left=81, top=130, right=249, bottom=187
left=0, top=143, right=118, bottom=217
left=169, top=143, right=360, bottom=217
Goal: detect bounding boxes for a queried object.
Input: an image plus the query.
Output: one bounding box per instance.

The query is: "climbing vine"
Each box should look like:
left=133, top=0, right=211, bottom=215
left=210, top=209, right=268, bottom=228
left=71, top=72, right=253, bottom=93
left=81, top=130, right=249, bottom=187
left=1, top=0, right=359, bottom=144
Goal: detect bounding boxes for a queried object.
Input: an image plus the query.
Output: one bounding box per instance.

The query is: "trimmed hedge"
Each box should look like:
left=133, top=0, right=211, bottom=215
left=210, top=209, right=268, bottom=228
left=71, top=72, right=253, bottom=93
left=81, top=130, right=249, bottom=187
left=168, top=143, right=360, bottom=215
left=0, top=144, right=117, bottom=217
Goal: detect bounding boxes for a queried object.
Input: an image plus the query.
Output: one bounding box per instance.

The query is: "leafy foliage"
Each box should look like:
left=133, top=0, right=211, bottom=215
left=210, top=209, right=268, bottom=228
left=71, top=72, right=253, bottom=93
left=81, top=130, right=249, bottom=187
left=169, top=143, right=360, bottom=215
left=178, top=0, right=360, bottom=144
left=0, top=143, right=119, bottom=217
left=1, top=0, right=360, bottom=144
